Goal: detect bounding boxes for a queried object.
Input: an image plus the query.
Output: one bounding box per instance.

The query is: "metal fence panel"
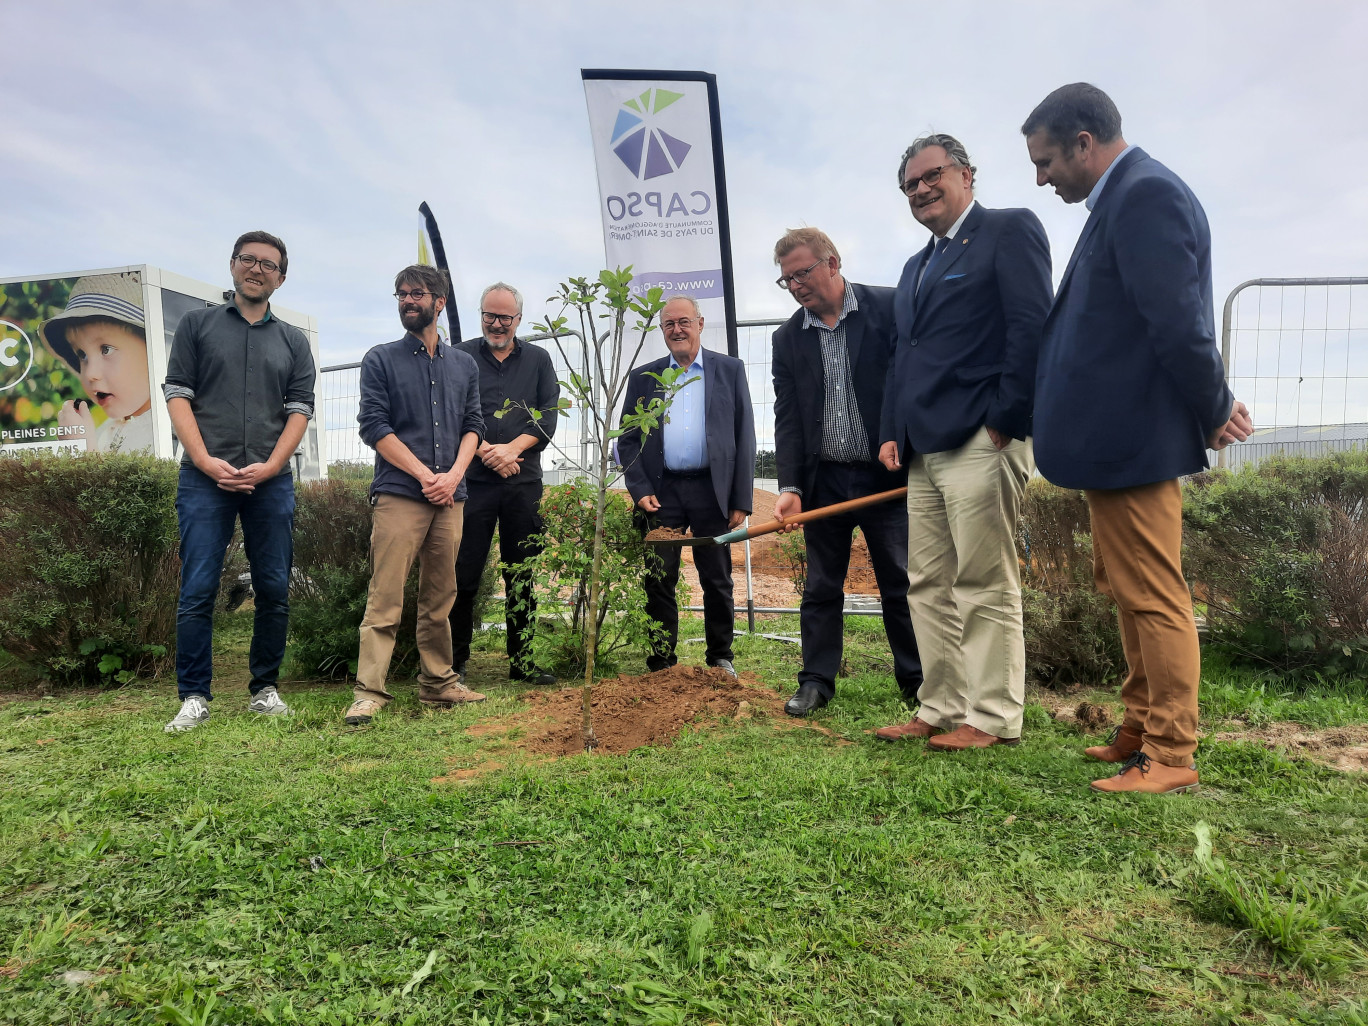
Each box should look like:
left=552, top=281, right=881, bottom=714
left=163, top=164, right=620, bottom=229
left=1220, top=277, right=1368, bottom=468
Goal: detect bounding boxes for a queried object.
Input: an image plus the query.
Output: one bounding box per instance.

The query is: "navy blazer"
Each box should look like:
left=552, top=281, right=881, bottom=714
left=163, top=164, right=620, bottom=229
left=881, top=203, right=1052, bottom=456
left=616, top=349, right=756, bottom=517
left=1034, top=148, right=1233, bottom=490
left=772, top=282, right=905, bottom=500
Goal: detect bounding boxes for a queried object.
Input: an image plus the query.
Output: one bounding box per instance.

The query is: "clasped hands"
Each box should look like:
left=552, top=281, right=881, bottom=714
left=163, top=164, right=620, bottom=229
left=478, top=441, right=523, bottom=478
left=198, top=455, right=283, bottom=493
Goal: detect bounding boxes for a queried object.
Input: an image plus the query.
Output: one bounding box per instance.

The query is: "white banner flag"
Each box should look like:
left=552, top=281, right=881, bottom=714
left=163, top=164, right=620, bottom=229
left=582, top=70, right=736, bottom=361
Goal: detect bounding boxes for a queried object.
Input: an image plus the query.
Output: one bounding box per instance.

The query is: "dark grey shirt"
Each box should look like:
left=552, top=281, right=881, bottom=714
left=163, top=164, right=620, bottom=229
left=357, top=334, right=485, bottom=503
left=163, top=300, right=316, bottom=468
left=454, top=337, right=560, bottom=486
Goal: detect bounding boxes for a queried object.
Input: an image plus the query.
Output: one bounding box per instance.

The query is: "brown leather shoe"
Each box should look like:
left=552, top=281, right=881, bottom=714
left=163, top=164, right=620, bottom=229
left=1090, top=751, right=1199, bottom=794
left=1084, top=724, right=1143, bottom=763
left=926, top=722, right=1020, bottom=751
left=419, top=682, right=487, bottom=706
left=874, top=717, right=943, bottom=741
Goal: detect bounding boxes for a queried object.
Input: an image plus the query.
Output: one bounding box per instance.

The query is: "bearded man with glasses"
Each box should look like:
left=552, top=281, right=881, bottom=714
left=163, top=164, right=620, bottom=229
left=343, top=265, right=486, bottom=725
left=450, top=283, right=561, bottom=687
left=770, top=227, right=923, bottom=717
left=162, top=230, right=316, bottom=732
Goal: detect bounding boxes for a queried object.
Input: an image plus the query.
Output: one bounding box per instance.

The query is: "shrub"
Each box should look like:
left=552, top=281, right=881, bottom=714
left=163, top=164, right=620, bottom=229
left=1184, top=450, right=1368, bottom=674
left=288, top=479, right=419, bottom=678
left=0, top=453, right=179, bottom=684
left=512, top=480, right=662, bottom=677
left=1017, top=479, right=1124, bottom=686
left=774, top=528, right=807, bottom=599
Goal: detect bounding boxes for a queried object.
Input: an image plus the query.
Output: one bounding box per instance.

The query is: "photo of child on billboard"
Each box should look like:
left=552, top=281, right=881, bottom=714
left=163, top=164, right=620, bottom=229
left=40, top=271, right=154, bottom=453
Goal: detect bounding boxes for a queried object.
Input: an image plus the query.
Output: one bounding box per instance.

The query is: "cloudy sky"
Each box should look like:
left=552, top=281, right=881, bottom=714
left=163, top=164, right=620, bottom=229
left=4, top=0, right=1366, bottom=372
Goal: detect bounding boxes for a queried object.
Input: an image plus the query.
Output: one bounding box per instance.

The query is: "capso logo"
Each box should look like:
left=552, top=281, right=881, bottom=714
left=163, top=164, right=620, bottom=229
left=0, top=320, right=34, bottom=393
left=610, top=88, right=692, bottom=180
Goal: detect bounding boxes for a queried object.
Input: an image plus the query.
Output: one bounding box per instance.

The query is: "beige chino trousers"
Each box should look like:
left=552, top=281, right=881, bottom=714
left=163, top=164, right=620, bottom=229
left=354, top=493, right=465, bottom=705
left=905, top=427, right=1033, bottom=738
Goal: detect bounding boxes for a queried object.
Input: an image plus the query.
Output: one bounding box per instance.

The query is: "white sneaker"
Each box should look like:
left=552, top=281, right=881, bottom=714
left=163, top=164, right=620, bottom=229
left=248, top=686, right=291, bottom=716
left=164, top=696, right=210, bottom=732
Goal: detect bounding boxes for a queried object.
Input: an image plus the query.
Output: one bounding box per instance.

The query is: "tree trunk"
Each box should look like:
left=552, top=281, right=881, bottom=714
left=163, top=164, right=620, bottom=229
left=580, top=442, right=613, bottom=752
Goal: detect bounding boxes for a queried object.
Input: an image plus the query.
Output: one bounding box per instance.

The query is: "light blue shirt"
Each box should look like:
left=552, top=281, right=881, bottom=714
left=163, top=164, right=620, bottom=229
left=1086, top=144, right=1137, bottom=211
left=663, top=346, right=707, bottom=472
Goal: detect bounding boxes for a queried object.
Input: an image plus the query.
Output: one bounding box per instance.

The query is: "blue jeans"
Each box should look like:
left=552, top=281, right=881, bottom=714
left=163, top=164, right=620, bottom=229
left=175, top=465, right=296, bottom=701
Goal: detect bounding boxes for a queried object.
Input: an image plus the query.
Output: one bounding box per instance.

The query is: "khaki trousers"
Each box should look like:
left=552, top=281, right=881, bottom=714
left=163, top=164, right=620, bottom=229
left=1086, top=479, right=1200, bottom=767
left=906, top=427, right=1033, bottom=738
left=355, top=494, right=465, bottom=704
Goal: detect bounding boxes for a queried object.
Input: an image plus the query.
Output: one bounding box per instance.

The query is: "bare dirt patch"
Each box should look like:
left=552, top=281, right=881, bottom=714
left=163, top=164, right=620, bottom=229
left=462, top=665, right=793, bottom=758
left=1211, top=722, right=1368, bottom=773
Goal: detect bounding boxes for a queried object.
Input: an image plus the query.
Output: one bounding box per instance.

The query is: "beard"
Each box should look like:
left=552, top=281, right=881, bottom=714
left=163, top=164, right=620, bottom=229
left=401, top=305, right=436, bottom=332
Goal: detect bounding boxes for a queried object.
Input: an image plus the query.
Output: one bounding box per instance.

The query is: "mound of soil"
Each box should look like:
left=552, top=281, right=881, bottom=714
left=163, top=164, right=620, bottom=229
left=467, top=665, right=789, bottom=757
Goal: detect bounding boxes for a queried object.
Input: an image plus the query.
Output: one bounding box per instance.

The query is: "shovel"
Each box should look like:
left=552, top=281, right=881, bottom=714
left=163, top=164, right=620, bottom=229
left=643, top=486, right=908, bottom=548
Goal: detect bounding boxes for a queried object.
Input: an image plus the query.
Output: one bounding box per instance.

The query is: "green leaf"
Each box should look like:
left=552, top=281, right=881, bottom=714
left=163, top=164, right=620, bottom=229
left=401, top=949, right=439, bottom=996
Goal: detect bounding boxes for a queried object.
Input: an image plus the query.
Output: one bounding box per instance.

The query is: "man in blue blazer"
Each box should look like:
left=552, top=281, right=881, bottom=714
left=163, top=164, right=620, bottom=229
left=772, top=227, right=922, bottom=717
left=1023, top=83, right=1250, bottom=794
left=877, top=134, right=1052, bottom=751
left=617, top=295, right=756, bottom=678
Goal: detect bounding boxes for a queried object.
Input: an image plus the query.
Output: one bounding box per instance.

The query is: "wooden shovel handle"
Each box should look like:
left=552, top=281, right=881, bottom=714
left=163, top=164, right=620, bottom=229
left=742, top=486, right=908, bottom=542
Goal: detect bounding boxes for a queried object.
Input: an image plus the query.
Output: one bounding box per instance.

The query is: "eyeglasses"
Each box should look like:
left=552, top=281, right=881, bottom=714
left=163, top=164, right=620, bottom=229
left=395, top=289, right=435, bottom=301
left=481, top=311, right=517, bottom=326
left=775, top=258, right=824, bottom=291
left=661, top=317, right=697, bottom=332
left=900, top=164, right=962, bottom=196
left=234, top=254, right=280, bottom=274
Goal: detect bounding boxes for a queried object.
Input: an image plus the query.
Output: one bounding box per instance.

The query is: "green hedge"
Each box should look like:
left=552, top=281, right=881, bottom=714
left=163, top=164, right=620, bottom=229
left=1018, top=479, right=1125, bottom=686
left=5, top=450, right=1366, bottom=688
left=0, top=453, right=179, bottom=684
left=1184, top=450, right=1368, bottom=675
left=289, top=477, right=501, bottom=680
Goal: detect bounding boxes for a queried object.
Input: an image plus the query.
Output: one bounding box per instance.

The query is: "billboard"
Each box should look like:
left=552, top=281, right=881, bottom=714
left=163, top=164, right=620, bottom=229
left=582, top=69, right=738, bottom=361
left=0, top=265, right=324, bottom=478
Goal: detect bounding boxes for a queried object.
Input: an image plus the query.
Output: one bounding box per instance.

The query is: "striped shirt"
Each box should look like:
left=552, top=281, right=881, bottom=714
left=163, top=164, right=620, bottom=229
left=802, top=282, right=871, bottom=463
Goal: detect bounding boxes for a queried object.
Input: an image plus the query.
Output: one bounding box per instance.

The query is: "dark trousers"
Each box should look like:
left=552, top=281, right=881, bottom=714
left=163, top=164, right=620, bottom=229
left=174, top=465, right=295, bottom=701
left=799, top=461, right=922, bottom=703
left=450, top=480, right=543, bottom=675
left=637, top=469, right=735, bottom=670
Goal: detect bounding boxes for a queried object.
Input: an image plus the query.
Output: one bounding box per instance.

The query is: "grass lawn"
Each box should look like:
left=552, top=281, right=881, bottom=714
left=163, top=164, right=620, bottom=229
left=1, top=613, right=1365, bottom=1024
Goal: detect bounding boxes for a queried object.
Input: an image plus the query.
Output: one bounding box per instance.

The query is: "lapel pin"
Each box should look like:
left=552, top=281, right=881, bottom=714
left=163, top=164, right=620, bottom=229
left=961, top=238, right=969, bottom=245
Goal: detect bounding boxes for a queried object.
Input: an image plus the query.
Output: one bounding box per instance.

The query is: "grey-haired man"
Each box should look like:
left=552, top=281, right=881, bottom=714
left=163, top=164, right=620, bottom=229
left=450, top=283, right=561, bottom=686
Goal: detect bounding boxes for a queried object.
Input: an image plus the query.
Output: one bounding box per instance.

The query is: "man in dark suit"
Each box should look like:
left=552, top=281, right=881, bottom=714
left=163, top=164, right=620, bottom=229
left=617, top=295, right=755, bottom=678
left=876, top=134, right=1052, bottom=751
left=771, top=227, right=922, bottom=716
left=1023, top=83, right=1250, bottom=794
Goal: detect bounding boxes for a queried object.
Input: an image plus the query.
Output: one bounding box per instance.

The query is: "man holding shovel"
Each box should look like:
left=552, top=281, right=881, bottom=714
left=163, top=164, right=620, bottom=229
left=771, top=227, right=923, bottom=717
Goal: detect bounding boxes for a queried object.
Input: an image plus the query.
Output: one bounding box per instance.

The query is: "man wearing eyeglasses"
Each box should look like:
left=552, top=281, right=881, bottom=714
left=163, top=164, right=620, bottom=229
left=617, top=295, right=755, bottom=679
left=343, top=265, right=486, bottom=725
left=162, top=230, right=316, bottom=732
left=450, top=283, right=561, bottom=687
left=875, top=134, right=1052, bottom=751
left=771, top=227, right=923, bottom=717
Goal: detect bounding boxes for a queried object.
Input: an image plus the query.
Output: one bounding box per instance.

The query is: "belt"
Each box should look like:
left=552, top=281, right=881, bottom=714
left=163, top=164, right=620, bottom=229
left=664, top=467, right=710, bottom=479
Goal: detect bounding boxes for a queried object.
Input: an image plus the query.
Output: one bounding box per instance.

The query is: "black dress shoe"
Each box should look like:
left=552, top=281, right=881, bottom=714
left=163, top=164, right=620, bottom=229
left=511, top=667, right=558, bottom=686
left=784, top=683, right=829, bottom=717
left=708, top=658, right=738, bottom=679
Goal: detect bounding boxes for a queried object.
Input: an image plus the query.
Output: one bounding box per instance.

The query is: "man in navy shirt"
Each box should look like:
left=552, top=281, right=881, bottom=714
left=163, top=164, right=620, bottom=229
left=344, top=265, right=486, bottom=725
